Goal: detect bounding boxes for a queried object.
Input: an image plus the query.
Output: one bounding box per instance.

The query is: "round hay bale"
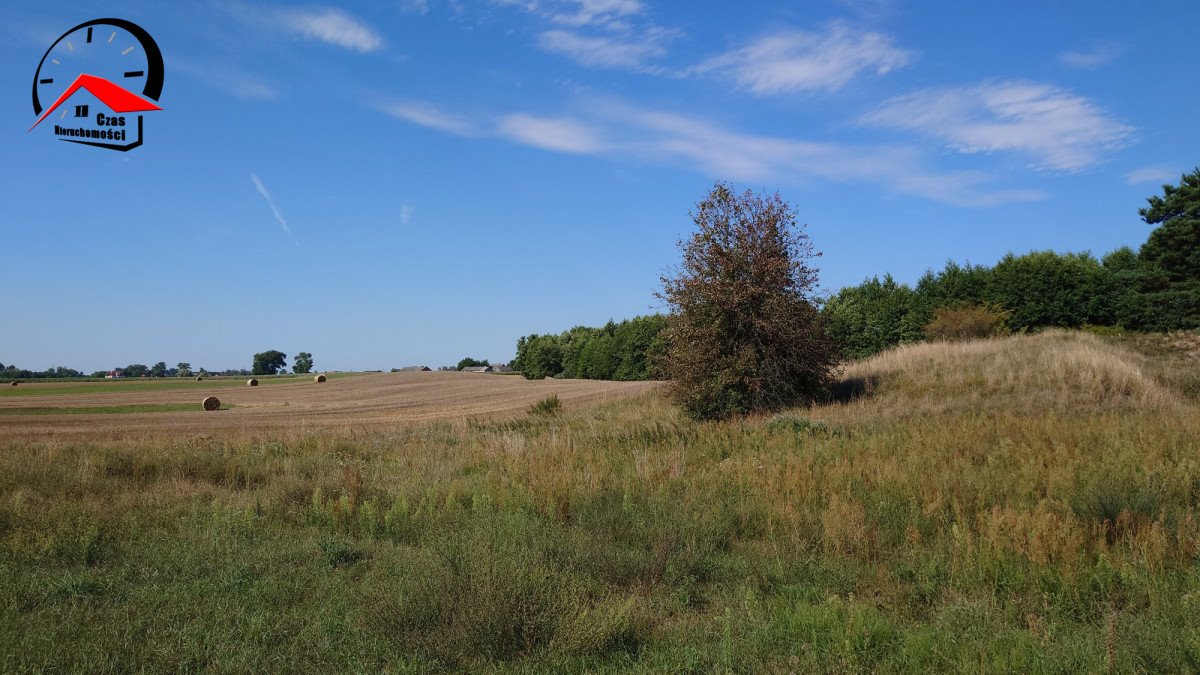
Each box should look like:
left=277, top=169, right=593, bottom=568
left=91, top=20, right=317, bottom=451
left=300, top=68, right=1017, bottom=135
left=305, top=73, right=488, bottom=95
left=247, top=378, right=259, bottom=387
left=314, top=374, right=327, bottom=383
left=196, top=375, right=203, bottom=381
left=201, top=396, right=221, bottom=411
left=10, top=381, right=17, bottom=386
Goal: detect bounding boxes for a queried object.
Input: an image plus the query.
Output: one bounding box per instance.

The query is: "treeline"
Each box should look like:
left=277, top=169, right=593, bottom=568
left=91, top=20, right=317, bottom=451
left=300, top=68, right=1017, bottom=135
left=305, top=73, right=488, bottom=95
left=0, top=361, right=251, bottom=380
left=511, top=169, right=1198, bottom=375
left=825, top=164, right=1199, bottom=357
left=0, top=364, right=86, bottom=380
left=825, top=248, right=1155, bottom=358
left=511, top=315, right=666, bottom=380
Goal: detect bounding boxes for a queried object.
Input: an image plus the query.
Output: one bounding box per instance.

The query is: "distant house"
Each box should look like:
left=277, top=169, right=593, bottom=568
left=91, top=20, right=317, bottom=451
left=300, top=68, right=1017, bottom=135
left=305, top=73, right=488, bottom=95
left=105, top=370, right=122, bottom=379
left=491, top=364, right=514, bottom=373
left=461, top=366, right=493, bottom=373
left=397, top=366, right=432, bottom=372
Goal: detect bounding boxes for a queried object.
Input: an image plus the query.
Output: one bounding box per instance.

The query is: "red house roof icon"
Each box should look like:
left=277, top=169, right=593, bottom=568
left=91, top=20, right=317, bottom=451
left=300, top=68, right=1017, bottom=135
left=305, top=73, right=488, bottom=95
left=29, top=73, right=160, bottom=132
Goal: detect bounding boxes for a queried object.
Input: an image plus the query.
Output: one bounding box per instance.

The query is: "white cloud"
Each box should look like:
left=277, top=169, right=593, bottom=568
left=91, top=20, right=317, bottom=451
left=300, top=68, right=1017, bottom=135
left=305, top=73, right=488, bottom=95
left=536, top=27, right=671, bottom=69
left=1058, top=43, right=1123, bottom=69
left=496, top=0, right=671, bottom=70
left=399, top=0, right=430, bottom=14
left=550, top=0, right=643, bottom=27
left=1124, top=165, right=1178, bottom=186
left=495, top=0, right=644, bottom=27
left=592, top=103, right=1042, bottom=206
left=860, top=81, right=1134, bottom=171
left=695, top=22, right=911, bottom=95
left=381, top=100, right=479, bottom=136
left=400, top=205, right=414, bottom=225
left=498, top=114, right=605, bottom=153
left=277, top=8, right=384, bottom=52
left=376, top=96, right=1045, bottom=207
left=250, top=174, right=298, bottom=245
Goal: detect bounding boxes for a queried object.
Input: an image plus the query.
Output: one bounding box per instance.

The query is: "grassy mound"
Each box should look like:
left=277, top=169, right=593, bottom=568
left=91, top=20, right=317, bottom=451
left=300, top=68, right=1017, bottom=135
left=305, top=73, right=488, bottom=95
left=834, top=329, right=1177, bottom=415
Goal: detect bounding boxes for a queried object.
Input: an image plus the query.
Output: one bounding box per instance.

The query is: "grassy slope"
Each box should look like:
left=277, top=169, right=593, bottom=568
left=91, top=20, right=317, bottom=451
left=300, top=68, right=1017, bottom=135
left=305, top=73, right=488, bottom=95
left=2, top=330, right=1199, bottom=672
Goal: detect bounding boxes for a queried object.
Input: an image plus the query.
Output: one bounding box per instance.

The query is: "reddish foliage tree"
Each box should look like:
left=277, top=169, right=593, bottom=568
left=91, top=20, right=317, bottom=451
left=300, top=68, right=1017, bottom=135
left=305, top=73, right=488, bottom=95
left=658, top=183, right=838, bottom=420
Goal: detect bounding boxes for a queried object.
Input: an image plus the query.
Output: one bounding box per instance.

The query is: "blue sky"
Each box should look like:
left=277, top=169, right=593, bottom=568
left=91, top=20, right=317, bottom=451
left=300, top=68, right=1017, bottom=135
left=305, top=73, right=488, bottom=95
left=2, top=0, right=1198, bottom=372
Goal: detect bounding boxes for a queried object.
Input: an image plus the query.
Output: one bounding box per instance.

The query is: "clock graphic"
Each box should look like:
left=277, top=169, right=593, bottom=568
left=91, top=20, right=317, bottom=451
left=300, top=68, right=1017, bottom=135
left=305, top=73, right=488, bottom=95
left=29, top=18, right=164, bottom=151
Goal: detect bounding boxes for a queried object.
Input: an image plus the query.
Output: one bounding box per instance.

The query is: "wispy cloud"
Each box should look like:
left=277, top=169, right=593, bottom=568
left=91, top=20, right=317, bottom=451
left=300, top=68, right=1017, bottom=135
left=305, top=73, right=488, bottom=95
left=380, top=100, right=479, bottom=136
left=496, top=0, right=673, bottom=71
left=694, top=21, right=911, bottom=95
left=276, top=8, right=384, bottom=52
left=497, top=114, right=605, bottom=153
left=399, top=0, right=430, bottom=15
left=380, top=95, right=1042, bottom=207
left=495, top=0, right=644, bottom=28
left=250, top=174, right=299, bottom=246
left=537, top=27, right=673, bottom=70
left=588, top=102, right=1042, bottom=206
left=860, top=81, right=1134, bottom=171
left=400, top=205, right=414, bottom=225
left=1058, top=43, right=1123, bottom=69
left=1124, top=165, right=1178, bottom=186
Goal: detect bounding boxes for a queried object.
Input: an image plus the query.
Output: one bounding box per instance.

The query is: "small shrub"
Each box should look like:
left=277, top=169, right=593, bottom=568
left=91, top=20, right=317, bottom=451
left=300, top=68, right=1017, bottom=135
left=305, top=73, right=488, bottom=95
left=529, top=393, right=562, bottom=417
left=923, top=304, right=1011, bottom=341
left=766, top=412, right=830, bottom=435
left=318, top=538, right=363, bottom=569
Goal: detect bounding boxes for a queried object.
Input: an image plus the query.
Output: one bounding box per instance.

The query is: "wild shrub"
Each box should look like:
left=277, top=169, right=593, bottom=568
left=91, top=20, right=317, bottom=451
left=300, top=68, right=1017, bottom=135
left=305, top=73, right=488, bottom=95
left=658, top=183, right=837, bottom=420
left=528, top=393, right=562, bottom=416
left=922, top=304, right=1011, bottom=341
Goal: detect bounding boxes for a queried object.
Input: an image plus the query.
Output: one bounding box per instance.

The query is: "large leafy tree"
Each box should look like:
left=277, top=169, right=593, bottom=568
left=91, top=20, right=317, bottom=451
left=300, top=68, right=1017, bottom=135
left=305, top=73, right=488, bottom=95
left=988, top=250, right=1107, bottom=329
left=293, top=352, right=314, bottom=374
left=659, top=183, right=837, bottom=420
left=123, top=364, right=149, bottom=378
left=252, top=350, right=287, bottom=376
left=1137, top=168, right=1200, bottom=330
left=456, top=357, right=489, bottom=371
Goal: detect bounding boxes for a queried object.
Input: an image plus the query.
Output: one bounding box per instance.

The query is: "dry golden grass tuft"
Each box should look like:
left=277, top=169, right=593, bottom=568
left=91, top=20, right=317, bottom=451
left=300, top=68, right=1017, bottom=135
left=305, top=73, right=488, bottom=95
left=834, top=329, right=1176, bottom=416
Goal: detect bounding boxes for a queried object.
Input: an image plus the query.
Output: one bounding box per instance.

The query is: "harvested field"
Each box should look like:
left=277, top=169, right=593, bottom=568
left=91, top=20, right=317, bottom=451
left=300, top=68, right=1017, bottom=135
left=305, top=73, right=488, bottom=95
left=0, top=372, right=658, bottom=440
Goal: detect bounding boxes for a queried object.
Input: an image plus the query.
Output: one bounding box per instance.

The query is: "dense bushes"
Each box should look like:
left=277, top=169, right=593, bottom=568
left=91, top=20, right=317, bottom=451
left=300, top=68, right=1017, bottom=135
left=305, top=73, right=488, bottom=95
left=822, top=275, right=928, bottom=359
left=923, top=305, right=1010, bottom=341
left=511, top=315, right=666, bottom=381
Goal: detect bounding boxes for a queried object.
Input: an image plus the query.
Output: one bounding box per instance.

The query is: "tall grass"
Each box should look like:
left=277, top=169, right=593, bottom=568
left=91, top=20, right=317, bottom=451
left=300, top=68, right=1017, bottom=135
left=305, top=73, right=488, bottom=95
left=1, top=331, right=1198, bottom=671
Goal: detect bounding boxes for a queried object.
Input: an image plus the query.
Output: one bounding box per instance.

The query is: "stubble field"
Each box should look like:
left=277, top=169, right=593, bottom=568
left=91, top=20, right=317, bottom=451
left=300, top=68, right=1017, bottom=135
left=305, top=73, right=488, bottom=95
left=0, top=372, right=659, bottom=439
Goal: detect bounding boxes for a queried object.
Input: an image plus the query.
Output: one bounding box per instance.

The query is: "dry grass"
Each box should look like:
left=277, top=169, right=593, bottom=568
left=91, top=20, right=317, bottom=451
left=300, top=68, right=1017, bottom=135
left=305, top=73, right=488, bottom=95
left=834, top=329, right=1177, bottom=416
left=1, top=331, right=1197, bottom=671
